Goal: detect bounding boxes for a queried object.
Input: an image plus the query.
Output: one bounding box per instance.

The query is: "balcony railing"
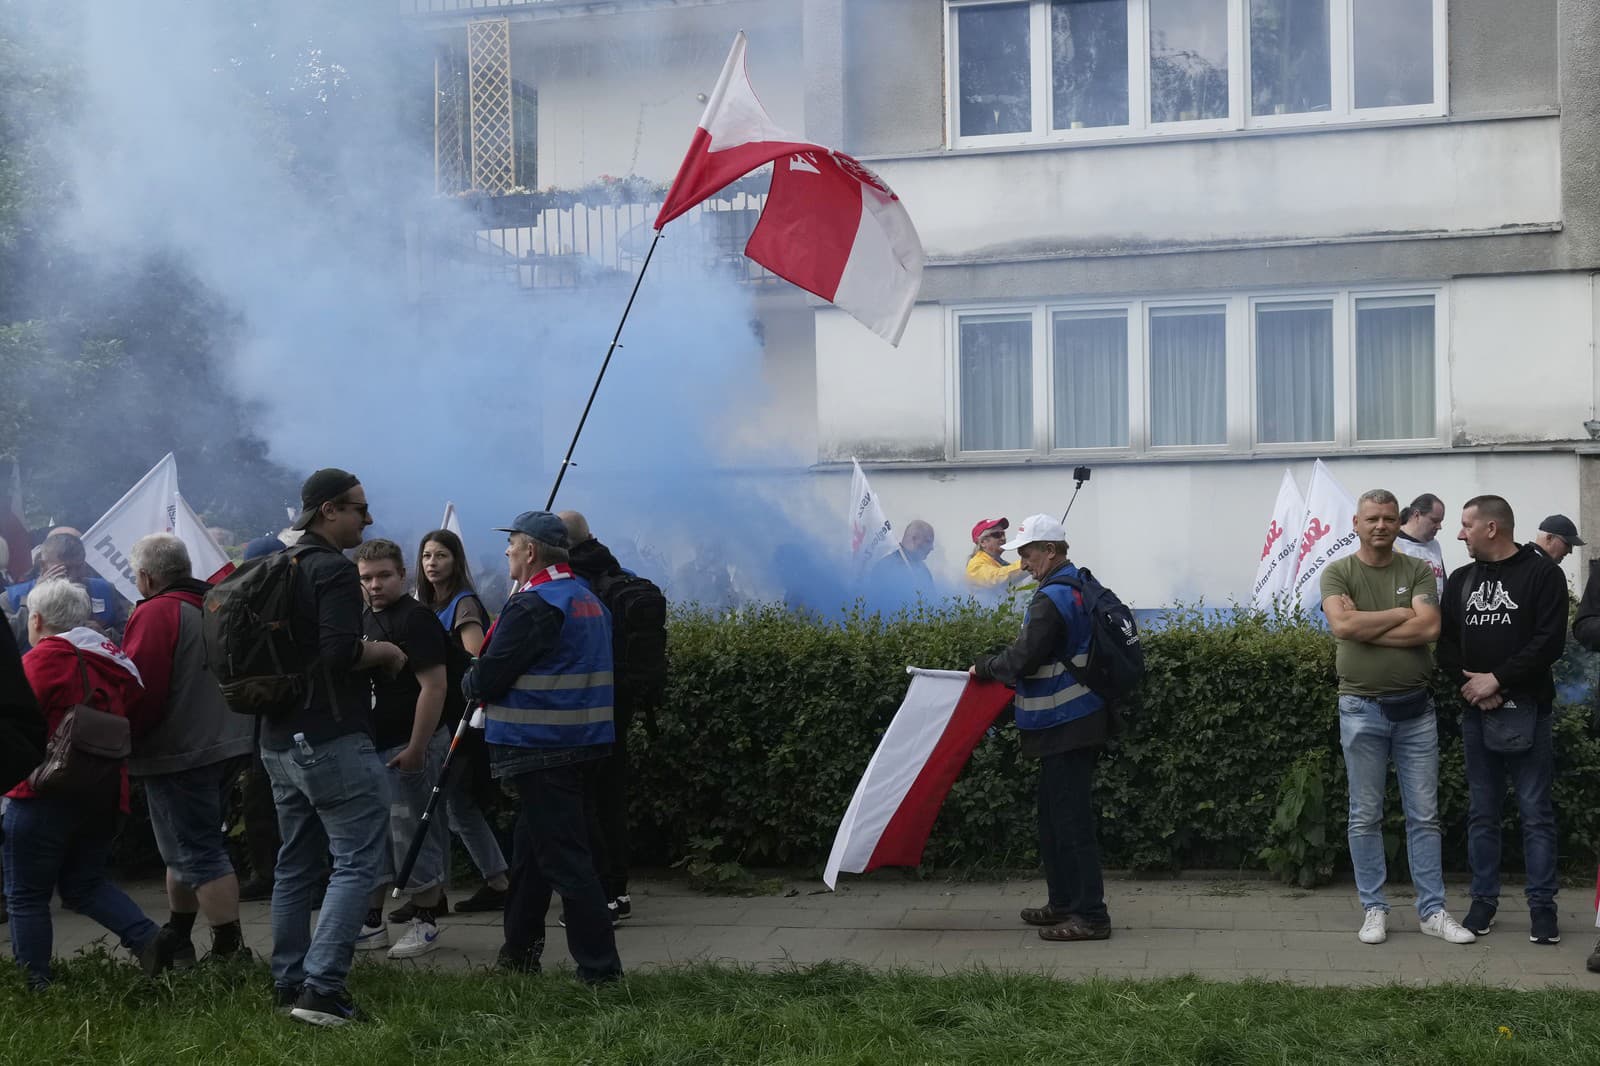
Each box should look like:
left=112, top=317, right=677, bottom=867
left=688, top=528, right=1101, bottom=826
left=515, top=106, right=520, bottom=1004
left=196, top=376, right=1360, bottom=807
left=407, top=187, right=778, bottom=299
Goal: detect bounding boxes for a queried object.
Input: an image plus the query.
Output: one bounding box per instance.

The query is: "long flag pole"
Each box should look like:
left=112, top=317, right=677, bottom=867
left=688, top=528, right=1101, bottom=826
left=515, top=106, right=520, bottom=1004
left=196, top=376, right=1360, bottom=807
left=544, top=228, right=665, bottom=511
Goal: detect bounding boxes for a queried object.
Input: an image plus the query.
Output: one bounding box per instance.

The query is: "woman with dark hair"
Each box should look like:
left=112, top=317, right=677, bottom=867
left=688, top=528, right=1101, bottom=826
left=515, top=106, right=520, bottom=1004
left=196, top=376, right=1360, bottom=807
left=407, top=529, right=509, bottom=916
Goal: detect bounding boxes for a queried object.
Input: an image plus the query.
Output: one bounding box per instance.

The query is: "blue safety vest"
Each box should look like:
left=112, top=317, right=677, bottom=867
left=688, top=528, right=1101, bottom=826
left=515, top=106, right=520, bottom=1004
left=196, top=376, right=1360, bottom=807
left=1013, top=568, right=1105, bottom=732
left=483, top=575, right=616, bottom=749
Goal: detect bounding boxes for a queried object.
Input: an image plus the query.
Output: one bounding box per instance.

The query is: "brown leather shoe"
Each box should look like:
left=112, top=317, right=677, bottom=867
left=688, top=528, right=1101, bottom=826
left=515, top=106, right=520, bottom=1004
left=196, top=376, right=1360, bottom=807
left=1020, top=904, right=1070, bottom=926
left=1039, top=916, right=1112, bottom=942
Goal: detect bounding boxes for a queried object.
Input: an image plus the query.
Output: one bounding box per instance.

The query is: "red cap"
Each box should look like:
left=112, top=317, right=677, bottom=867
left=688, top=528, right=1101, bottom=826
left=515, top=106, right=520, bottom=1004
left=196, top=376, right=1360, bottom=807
left=971, top=517, right=1009, bottom=544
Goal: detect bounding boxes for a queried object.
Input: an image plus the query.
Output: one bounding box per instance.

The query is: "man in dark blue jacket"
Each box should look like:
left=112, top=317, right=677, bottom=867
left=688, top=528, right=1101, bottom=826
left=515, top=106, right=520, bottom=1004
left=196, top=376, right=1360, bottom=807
left=463, top=510, right=622, bottom=984
left=972, top=514, right=1114, bottom=944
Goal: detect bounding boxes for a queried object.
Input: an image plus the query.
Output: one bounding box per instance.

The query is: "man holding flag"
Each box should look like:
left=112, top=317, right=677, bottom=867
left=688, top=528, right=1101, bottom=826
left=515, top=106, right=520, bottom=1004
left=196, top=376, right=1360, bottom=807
left=970, top=514, right=1114, bottom=943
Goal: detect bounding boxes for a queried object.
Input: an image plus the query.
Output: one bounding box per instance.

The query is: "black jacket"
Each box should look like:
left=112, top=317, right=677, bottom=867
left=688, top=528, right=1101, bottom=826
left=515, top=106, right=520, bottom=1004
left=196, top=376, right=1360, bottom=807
left=1572, top=560, right=1600, bottom=653
left=0, top=618, right=44, bottom=793
left=1438, top=544, right=1569, bottom=707
left=262, top=533, right=372, bottom=751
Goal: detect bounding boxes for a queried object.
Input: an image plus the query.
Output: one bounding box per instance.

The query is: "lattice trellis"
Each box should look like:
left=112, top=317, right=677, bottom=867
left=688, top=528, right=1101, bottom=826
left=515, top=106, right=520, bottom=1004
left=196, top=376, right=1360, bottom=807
left=467, top=18, right=515, bottom=194
left=434, top=46, right=470, bottom=195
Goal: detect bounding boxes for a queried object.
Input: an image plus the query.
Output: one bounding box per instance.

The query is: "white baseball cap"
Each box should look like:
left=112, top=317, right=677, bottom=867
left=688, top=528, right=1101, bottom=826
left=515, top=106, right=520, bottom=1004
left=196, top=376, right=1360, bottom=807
left=1001, top=514, right=1068, bottom=552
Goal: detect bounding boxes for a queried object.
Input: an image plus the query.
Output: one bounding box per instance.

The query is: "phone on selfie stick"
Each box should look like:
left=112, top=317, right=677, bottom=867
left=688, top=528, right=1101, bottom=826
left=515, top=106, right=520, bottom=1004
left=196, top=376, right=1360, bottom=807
left=1061, top=466, right=1091, bottom=522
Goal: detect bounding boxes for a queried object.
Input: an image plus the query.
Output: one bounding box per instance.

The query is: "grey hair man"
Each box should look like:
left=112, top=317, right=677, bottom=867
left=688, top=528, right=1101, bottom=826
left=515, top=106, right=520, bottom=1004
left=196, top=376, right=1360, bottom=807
left=121, top=533, right=255, bottom=972
left=1532, top=515, right=1584, bottom=565
left=1322, top=489, right=1472, bottom=948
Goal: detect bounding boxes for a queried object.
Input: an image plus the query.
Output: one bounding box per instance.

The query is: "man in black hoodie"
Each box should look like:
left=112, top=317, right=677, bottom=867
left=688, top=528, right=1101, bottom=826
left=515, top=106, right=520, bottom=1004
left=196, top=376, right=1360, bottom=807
left=1438, top=495, right=1568, bottom=947
left=560, top=510, right=666, bottom=923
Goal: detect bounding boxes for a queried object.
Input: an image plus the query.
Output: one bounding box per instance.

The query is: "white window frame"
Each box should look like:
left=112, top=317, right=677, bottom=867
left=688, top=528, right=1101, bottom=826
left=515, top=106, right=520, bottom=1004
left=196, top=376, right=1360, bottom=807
left=947, top=283, right=1448, bottom=460
left=944, top=0, right=1447, bottom=149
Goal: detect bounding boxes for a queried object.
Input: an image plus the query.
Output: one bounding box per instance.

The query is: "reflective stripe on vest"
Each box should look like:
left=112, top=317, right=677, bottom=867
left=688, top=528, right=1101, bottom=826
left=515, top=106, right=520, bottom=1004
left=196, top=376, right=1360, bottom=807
left=1013, top=579, right=1104, bottom=731
left=484, top=576, right=616, bottom=749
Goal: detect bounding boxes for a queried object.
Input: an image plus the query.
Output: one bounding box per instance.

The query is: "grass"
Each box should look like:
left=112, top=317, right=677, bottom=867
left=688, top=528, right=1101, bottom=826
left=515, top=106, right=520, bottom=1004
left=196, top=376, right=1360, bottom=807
left=3, top=955, right=1600, bottom=1065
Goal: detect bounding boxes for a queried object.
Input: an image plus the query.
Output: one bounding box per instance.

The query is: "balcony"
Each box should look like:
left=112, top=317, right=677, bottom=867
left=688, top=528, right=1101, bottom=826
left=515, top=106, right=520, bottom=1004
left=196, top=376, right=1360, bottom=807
left=407, top=178, right=777, bottom=299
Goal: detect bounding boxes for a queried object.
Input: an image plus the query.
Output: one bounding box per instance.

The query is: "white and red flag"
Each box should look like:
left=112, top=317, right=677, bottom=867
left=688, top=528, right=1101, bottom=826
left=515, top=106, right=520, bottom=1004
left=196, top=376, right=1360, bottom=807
left=1291, top=459, right=1360, bottom=613
left=1251, top=468, right=1305, bottom=611
left=2, top=460, right=29, bottom=580
left=849, top=458, right=896, bottom=579
left=82, top=454, right=180, bottom=604
left=824, top=668, right=1015, bottom=889
left=655, top=32, right=924, bottom=345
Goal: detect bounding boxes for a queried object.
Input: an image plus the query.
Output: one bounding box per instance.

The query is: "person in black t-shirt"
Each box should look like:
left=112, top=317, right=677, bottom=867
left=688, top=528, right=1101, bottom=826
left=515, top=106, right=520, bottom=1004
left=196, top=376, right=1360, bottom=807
left=355, top=540, right=451, bottom=961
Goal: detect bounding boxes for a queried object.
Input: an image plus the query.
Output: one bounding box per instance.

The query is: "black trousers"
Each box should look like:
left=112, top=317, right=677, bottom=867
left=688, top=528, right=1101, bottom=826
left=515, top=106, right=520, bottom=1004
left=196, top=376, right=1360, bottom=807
left=504, top=762, right=622, bottom=983
left=584, top=705, right=632, bottom=899
left=1038, top=746, right=1109, bottom=925
left=241, top=752, right=281, bottom=883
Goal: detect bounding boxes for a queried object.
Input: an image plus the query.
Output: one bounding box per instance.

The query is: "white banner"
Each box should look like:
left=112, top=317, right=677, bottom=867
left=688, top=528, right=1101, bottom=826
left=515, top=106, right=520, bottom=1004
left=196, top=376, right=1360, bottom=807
left=1251, top=469, right=1305, bottom=611
left=442, top=501, right=463, bottom=540
left=174, top=492, right=235, bottom=584
left=1291, top=459, right=1361, bottom=613
left=849, top=458, right=895, bottom=576
left=82, top=454, right=179, bottom=603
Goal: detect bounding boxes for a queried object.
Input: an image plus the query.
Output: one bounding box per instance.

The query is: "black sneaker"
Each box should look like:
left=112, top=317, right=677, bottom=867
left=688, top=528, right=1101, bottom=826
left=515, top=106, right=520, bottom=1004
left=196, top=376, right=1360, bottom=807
left=1530, top=907, right=1561, bottom=945
left=388, top=895, right=449, bottom=924
left=495, top=943, right=542, bottom=975
left=453, top=884, right=508, bottom=913
left=290, top=986, right=364, bottom=1028
left=273, top=983, right=302, bottom=1014
left=1463, top=900, right=1496, bottom=936
left=140, top=925, right=197, bottom=977
left=610, top=895, right=632, bottom=921
left=238, top=878, right=274, bottom=903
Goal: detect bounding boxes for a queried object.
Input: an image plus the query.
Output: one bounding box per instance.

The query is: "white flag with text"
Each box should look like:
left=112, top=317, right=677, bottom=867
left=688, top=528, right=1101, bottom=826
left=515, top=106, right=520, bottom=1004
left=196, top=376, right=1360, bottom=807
left=1291, top=460, right=1361, bottom=613
left=82, top=454, right=179, bottom=603
left=175, top=492, right=235, bottom=584
left=849, top=459, right=895, bottom=577
left=1251, top=469, right=1305, bottom=610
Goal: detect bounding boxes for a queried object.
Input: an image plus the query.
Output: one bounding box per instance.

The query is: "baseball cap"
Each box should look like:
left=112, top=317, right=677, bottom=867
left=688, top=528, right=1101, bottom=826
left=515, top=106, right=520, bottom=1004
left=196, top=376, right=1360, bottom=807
left=1539, top=514, right=1585, bottom=547
left=243, top=534, right=287, bottom=561
left=494, top=510, right=570, bottom=549
left=290, top=468, right=361, bottom=531
left=1001, top=514, right=1068, bottom=553
left=970, top=517, right=1009, bottom=544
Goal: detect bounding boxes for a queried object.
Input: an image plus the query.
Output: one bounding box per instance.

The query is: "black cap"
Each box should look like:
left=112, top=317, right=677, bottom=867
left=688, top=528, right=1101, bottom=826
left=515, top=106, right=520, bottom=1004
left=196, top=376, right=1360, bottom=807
left=290, top=468, right=361, bottom=531
left=494, top=510, right=570, bottom=549
left=1539, top=514, right=1585, bottom=547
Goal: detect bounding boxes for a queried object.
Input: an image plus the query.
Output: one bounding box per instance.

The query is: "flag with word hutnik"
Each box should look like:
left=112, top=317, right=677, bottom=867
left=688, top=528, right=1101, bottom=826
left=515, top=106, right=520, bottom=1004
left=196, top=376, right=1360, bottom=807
left=655, top=32, right=924, bottom=345
left=824, top=668, right=1015, bottom=889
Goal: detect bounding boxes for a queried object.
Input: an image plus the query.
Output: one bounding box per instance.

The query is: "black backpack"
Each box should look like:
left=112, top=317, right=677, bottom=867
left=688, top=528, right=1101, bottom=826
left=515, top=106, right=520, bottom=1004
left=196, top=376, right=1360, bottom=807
left=1053, top=567, right=1144, bottom=701
left=589, top=569, right=668, bottom=694
left=202, top=544, right=321, bottom=717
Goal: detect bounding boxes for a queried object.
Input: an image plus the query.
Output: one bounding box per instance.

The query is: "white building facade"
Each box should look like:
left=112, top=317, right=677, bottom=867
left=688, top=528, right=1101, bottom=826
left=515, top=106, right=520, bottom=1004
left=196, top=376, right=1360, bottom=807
left=410, top=0, right=1600, bottom=607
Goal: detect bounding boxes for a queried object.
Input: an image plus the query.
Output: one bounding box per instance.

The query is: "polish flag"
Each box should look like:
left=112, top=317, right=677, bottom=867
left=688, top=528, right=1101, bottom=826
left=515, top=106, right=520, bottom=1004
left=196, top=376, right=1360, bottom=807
left=824, top=668, right=1015, bottom=888
left=2, top=460, right=29, bottom=581
left=655, top=32, right=924, bottom=346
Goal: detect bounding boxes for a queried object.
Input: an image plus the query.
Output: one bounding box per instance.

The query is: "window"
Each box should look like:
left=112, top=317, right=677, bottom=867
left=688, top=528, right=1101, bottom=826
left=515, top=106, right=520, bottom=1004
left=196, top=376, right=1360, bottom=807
left=1255, top=300, right=1333, bottom=443
left=513, top=82, right=538, bottom=190
left=959, top=314, right=1034, bottom=450
left=1053, top=311, right=1129, bottom=447
left=1149, top=306, right=1227, bottom=446
left=947, top=0, right=1445, bottom=146
left=1355, top=296, right=1435, bottom=441
left=951, top=288, right=1440, bottom=457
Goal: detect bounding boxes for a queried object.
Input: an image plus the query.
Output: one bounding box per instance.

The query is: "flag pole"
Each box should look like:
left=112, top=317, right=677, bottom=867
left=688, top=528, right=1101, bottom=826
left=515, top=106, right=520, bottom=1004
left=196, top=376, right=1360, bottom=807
left=544, top=229, right=665, bottom=512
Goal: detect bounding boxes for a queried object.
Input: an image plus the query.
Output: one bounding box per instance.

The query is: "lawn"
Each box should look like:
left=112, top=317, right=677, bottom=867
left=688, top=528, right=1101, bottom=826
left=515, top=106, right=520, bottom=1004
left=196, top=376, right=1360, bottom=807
left=1, top=955, right=1597, bottom=1065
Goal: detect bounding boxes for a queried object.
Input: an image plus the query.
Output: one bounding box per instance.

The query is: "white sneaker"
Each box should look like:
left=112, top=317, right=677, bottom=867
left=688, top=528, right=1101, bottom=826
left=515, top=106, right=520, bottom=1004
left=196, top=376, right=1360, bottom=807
left=1358, top=907, right=1388, bottom=944
left=354, top=922, right=389, bottom=952
left=388, top=919, right=441, bottom=959
left=1420, top=910, right=1477, bottom=945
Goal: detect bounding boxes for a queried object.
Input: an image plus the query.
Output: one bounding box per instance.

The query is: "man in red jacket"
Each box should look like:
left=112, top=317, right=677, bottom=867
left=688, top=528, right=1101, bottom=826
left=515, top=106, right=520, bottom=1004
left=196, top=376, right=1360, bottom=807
left=123, top=533, right=256, bottom=972
left=4, top=579, right=165, bottom=988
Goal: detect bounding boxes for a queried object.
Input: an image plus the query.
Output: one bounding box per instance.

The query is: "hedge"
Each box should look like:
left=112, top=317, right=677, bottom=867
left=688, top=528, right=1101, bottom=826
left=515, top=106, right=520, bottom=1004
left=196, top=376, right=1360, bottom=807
left=629, top=600, right=1600, bottom=879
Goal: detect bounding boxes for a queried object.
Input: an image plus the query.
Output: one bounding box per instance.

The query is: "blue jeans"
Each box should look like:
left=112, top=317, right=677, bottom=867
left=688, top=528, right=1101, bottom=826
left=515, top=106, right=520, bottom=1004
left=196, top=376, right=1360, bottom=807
left=261, top=732, right=387, bottom=997
left=1338, top=696, right=1446, bottom=919
left=1460, top=706, right=1558, bottom=910
left=443, top=744, right=509, bottom=883
left=2, top=797, right=159, bottom=986
left=378, top=730, right=450, bottom=897
left=142, top=761, right=236, bottom=889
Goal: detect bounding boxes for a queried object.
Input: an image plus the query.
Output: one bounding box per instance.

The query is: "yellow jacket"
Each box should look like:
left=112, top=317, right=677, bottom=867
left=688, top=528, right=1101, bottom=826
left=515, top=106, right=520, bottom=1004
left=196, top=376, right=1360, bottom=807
left=966, top=549, right=1022, bottom=589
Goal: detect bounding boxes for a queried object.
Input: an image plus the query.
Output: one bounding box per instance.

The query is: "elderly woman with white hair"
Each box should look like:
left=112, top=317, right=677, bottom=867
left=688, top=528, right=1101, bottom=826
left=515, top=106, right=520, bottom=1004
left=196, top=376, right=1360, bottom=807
left=4, top=579, right=167, bottom=989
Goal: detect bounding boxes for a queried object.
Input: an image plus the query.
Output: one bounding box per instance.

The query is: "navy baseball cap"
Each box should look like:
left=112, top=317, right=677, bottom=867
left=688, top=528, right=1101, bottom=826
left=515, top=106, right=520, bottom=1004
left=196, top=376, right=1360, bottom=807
left=1539, top=514, right=1585, bottom=547
left=243, top=534, right=287, bottom=561
left=494, top=510, right=570, bottom=549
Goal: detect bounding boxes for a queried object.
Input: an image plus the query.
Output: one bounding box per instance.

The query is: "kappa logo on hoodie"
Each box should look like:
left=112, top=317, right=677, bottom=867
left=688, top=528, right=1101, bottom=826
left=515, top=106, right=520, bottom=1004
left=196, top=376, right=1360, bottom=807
left=1465, top=579, right=1519, bottom=626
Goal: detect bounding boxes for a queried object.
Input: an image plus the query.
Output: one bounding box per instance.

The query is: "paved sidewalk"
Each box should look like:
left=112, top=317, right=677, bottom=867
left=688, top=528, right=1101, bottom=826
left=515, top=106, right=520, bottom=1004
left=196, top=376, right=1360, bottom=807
left=16, top=875, right=1599, bottom=989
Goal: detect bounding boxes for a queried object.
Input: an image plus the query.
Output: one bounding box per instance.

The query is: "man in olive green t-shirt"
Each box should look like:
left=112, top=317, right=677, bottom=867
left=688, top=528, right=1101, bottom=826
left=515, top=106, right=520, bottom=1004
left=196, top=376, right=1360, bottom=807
left=1321, top=489, right=1474, bottom=949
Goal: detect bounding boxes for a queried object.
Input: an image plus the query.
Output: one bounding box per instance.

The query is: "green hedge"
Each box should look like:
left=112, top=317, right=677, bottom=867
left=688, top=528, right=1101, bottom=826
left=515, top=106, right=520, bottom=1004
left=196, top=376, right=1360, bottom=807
left=630, top=602, right=1600, bottom=878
